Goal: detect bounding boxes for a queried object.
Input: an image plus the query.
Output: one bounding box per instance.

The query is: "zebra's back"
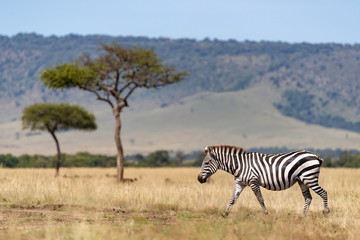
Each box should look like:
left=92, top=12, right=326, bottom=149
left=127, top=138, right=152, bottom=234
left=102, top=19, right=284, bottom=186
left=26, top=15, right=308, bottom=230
left=245, top=150, right=323, bottom=191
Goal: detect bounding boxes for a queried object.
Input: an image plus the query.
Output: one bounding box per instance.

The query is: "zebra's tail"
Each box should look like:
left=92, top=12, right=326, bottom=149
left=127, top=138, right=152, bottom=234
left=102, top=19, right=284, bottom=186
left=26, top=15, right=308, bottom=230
left=317, top=155, right=324, bottom=166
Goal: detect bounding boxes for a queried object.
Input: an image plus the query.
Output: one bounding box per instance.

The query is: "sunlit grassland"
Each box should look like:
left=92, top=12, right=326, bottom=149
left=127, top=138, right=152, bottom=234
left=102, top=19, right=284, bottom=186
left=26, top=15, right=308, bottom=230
left=0, top=167, right=359, bottom=239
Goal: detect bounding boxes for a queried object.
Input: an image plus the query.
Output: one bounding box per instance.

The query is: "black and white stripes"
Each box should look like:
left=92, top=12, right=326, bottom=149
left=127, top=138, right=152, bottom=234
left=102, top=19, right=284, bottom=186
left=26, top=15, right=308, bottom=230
left=197, top=145, right=329, bottom=216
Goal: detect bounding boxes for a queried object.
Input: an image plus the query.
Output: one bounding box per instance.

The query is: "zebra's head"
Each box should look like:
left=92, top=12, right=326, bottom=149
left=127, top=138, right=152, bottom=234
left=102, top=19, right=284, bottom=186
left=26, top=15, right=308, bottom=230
left=198, top=146, right=219, bottom=184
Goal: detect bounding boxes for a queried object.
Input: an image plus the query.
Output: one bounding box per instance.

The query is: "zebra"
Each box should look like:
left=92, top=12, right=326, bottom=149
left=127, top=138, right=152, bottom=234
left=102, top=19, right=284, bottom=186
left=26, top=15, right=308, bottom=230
left=197, top=145, right=330, bottom=216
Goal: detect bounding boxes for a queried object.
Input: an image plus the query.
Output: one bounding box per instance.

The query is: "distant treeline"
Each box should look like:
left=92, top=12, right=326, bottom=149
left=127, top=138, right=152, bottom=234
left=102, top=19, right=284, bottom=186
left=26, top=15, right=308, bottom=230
left=0, top=148, right=359, bottom=168
left=0, top=150, right=199, bottom=168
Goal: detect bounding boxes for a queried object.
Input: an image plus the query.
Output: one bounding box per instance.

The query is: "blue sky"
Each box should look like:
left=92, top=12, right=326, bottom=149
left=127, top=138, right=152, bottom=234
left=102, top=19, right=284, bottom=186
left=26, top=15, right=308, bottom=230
left=1, top=0, right=359, bottom=44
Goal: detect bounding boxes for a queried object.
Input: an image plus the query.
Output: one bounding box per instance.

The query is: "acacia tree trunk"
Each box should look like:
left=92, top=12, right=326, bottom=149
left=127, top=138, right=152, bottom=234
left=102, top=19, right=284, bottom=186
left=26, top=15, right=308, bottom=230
left=114, top=109, right=124, bottom=182
left=49, top=130, right=61, bottom=177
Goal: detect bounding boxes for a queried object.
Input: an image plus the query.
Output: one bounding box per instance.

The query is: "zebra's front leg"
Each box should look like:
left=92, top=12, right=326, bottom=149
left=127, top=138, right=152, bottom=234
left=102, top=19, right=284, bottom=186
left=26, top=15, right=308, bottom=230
left=249, top=181, right=268, bottom=215
left=223, top=181, right=246, bottom=217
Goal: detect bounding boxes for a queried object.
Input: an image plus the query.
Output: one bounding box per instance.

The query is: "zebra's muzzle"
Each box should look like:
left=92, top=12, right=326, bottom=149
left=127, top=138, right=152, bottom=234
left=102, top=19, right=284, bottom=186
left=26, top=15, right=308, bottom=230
left=197, top=173, right=206, bottom=183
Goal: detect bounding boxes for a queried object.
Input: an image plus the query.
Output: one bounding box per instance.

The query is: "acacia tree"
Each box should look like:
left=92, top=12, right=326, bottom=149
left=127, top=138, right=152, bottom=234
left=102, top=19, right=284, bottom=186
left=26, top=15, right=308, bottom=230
left=22, top=103, right=97, bottom=176
left=40, top=43, right=188, bottom=182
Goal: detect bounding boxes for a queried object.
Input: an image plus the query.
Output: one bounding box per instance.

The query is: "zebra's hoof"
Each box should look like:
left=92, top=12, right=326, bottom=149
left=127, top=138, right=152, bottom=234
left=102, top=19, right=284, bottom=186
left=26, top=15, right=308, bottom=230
left=221, top=213, right=229, bottom=218
left=323, top=208, right=330, bottom=214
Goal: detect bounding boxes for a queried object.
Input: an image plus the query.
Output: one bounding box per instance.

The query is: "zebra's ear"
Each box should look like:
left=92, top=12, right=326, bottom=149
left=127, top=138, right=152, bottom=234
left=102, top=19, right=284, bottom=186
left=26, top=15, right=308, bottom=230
left=204, top=146, right=209, bottom=154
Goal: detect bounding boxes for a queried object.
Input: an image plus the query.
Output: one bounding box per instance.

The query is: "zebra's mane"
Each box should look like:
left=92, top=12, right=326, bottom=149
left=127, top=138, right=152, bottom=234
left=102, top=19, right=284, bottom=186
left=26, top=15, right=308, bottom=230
left=204, top=145, right=246, bottom=155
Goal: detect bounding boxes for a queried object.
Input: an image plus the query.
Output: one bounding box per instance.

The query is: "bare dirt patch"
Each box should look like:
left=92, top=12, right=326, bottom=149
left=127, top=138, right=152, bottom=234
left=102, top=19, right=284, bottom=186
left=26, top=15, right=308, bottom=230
left=0, top=204, right=179, bottom=230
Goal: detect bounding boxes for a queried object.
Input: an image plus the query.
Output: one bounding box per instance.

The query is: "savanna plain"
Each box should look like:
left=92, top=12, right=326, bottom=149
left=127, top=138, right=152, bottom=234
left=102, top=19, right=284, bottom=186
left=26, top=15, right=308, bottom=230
left=0, top=167, right=359, bottom=240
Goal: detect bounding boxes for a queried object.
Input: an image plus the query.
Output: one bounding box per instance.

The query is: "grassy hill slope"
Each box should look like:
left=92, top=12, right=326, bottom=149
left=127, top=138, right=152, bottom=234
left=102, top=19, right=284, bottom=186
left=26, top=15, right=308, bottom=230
left=2, top=82, right=359, bottom=156
left=1, top=34, right=360, bottom=125
left=1, top=34, right=360, bottom=155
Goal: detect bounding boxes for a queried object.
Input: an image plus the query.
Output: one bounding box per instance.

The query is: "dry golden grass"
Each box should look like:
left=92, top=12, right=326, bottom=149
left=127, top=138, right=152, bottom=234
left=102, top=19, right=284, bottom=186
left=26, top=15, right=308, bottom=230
left=0, top=167, right=359, bottom=239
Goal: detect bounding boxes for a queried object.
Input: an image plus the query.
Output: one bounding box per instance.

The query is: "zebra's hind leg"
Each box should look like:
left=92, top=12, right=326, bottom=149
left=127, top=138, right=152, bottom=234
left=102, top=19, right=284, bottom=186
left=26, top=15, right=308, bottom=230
left=249, top=181, right=268, bottom=215
left=307, top=181, right=330, bottom=214
left=298, top=181, right=312, bottom=216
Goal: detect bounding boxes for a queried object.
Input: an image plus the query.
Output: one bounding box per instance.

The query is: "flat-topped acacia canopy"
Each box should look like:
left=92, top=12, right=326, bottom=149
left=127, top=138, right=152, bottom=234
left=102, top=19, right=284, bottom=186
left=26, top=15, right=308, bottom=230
left=22, top=103, right=97, bottom=176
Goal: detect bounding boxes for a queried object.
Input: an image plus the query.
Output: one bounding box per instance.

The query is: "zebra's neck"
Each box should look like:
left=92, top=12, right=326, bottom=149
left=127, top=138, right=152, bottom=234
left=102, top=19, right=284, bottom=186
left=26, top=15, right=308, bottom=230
left=218, top=157, right=236, bottom=175
left=211, top=145, right=247, bottom=176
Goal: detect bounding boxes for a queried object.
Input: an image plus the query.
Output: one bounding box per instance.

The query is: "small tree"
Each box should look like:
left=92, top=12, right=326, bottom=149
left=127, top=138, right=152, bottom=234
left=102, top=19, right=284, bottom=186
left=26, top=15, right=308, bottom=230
left=40, top=43, right=188, bottom=182
left=22, top=103, right=97, bottom=176
left=192, top=152, right=206, bottom=167
left=146, top=150, right=170, bottom=167
left=174, top=151, right=186, bottom=166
